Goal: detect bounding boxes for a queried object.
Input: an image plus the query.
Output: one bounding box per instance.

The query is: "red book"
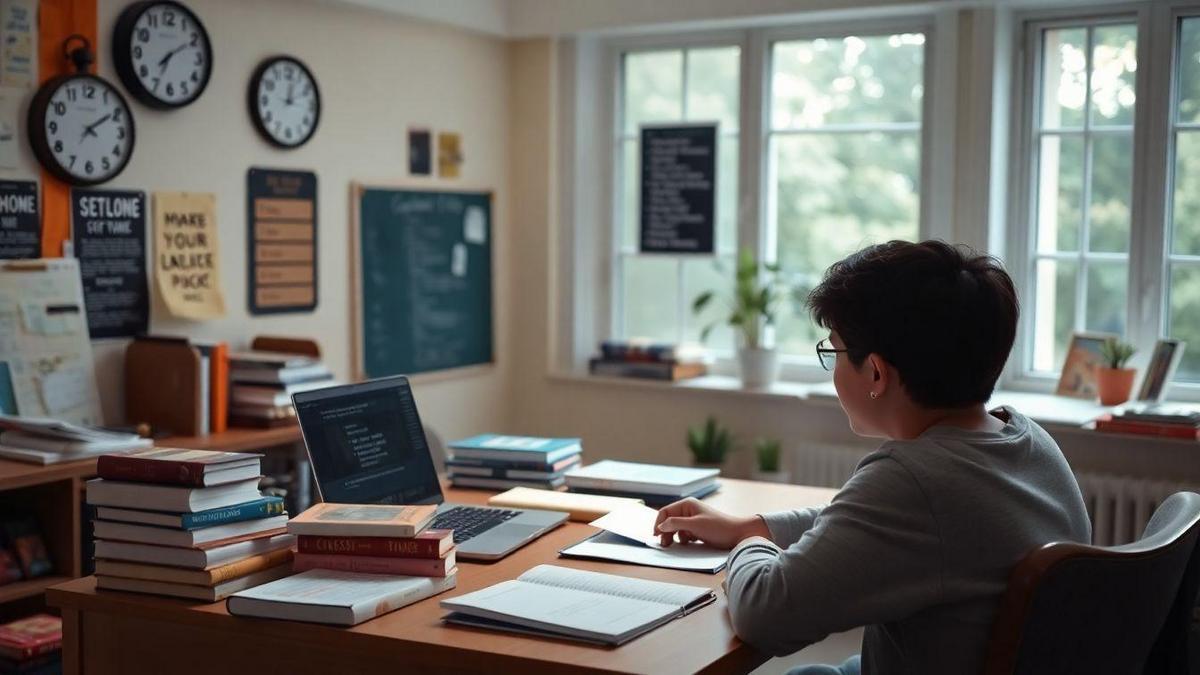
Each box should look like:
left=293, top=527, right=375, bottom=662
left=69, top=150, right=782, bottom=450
left=295, top=529, right=453, bottom=558
left=1095, top=415, right=1200, bottom=440
left=0, top=614, right=61, bottom=661
left=293, top=549, right=456, bottom=577
left=97, top=448, right=262, bottom=487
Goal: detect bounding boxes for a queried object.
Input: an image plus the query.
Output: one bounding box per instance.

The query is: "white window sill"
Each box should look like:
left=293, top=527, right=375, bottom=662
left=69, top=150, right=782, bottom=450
left=546, top=370, right=1179, bottom=434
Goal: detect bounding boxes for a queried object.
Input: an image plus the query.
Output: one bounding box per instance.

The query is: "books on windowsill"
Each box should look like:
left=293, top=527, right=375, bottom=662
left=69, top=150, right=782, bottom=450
left=88, top=449, right=293, bottom=601
left=588, top=340, right=708, bottom=382
left=447, top=435, right=582, bottom=492
left=1095, top=413, right=1200, bottom=440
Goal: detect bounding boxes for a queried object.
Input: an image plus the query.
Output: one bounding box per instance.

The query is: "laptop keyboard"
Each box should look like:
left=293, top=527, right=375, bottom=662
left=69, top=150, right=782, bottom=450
left=432, top=506, right=523, bottom=544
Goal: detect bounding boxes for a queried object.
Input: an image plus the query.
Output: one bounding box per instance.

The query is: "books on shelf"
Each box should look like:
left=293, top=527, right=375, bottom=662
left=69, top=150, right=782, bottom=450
left=0, top=414, right=152, bottom=465
left=447, top=434, right=583, bottom=492
left=228, top=568, right=458, bottom=626
left=1, top=517, right=52, bottom=579
left=88, top=449, right=292, bottom=601
left=565, top=460, right=719, bottom=498
left=86, top=476, right=265, bottom=512
left=288, top=503, right=437, bottom=538
left=228, top=350, right=336, bottom=424
left=440, top=564, right=715, bottom=645
left=0, top=614, right=61, bottom=664
left=97, top=448, right=263, bottom=486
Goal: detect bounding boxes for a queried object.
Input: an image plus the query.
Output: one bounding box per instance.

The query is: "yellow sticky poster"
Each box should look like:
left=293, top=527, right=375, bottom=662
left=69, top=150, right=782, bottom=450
left=153, top=192, right=226, bottom=319
left=437, top=131, right=462, bottom=179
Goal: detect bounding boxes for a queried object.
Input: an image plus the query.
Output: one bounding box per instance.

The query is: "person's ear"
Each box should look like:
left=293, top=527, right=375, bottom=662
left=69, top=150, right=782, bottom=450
left=867, top=353, right=890, bottom=396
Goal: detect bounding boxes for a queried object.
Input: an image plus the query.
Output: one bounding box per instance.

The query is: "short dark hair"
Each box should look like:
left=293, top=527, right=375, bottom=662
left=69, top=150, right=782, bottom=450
left=807, top=240, right=1019, bottom=408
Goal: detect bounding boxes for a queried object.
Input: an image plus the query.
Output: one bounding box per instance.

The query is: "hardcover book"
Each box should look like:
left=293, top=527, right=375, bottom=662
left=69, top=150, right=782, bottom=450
left=296, top=529, right=452, bottom=558
left=96, top=562, right=292, bottom=601
left=94, top=533, right=295, bottom=570
left=287, top=503, right=437, bottom=538
left=0, top=614, right=61, bottom=661
left=293, top=550, right=456, bottom=577
left=92, top=516, right=289, bottom=549
left=227, top=568, right=458, bottom=626
left=564, top=460, right=718, bottom=497
left=97, top=448, right=262, bottom=487
left=86, top=477, right=265, bottom=513
left=447, top=435, right=581, bottom=464
left=94, top=548, right=294, bottom=586
left=95, top=496, right=286, bottom=530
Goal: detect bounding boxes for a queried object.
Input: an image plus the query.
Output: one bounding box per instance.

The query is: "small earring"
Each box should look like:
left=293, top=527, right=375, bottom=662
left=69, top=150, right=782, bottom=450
left=869, top=392, right=879, bottom=400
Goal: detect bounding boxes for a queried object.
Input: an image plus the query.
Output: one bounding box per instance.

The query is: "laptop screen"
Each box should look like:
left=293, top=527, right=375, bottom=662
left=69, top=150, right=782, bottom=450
left=293, top=376, right=444, bottom=506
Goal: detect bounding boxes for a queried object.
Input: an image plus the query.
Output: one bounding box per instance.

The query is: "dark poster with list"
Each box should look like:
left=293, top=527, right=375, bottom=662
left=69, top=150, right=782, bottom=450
left=639, top=124, right=717, bottom=254
left=71, top=189, right=149, bottom=339
left=0, top=181, right=40, bottom=259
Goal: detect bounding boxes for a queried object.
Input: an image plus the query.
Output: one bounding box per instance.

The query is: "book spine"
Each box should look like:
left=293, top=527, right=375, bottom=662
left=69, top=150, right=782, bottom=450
left=293, top=553, right=451, bottom=576
left=181, top=500, right=284, bottom=529
left=0, top=640, right=61, bottom=662
left=1096, top=419, right=1199, bottom=439
left=295, top=535, right=442, bottom=558
left=96, top=456, right=205, bottom=486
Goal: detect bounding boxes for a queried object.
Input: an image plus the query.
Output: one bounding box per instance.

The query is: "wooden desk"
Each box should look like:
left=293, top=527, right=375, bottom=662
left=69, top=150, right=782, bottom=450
left=48, top=479, right=835, bottom=675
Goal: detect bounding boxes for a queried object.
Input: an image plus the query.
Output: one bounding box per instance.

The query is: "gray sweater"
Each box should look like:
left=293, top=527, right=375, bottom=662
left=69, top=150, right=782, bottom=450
left=725, top=407, right=1090, bottom=675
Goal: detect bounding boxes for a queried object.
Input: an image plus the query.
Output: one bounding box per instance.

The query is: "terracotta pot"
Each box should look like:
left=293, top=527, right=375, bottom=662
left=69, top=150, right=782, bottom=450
left=1096, top=367, right=1136, bottom=406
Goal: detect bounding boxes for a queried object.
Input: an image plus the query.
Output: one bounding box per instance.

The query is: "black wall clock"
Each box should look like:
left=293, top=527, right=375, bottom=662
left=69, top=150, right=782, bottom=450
left=248, top=56, right=320, bottom=149
left=113, top=1, right=212, bottom=109
left=29, top=36, right=135, bottom=186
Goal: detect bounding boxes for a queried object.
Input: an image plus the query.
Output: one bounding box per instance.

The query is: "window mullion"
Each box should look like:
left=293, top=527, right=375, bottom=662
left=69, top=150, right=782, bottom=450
left=1075, top=25, right=1095, bottom=334
left=739, top=29, right=767, bottom=266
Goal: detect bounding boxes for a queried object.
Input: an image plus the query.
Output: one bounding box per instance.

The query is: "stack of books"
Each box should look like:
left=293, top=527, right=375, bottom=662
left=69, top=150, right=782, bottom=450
left=588, top=339, right=707, bottom=381
left=0, top=414, right=152, bottom=465
left=564, top=460, right=720, bottom=507
left=229, top=351, right=337, bottom=427
left=87, top=448, right=295, bottom=601
left=0, top=614, right=61, bottom=675
left=227, top=503, right=457, bottom=626
left=446, top=434, right=582, bottom=491
left=1096, top=403, right=1200, bottom=440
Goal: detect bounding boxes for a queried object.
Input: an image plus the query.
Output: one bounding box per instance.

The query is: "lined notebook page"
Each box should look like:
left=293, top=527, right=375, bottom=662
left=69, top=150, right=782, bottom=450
left=520, top=564, right=710, bottom=607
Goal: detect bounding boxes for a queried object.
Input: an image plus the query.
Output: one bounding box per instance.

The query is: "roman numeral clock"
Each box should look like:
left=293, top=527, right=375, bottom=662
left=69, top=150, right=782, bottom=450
left=28, top=36, right=135, bottom=186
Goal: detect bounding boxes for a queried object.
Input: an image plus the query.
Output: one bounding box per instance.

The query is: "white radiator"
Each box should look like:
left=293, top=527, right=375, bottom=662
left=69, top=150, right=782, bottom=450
left=789, top=446, right=1196, bottom=548
left=1075, top=472, right=1197, bottom=547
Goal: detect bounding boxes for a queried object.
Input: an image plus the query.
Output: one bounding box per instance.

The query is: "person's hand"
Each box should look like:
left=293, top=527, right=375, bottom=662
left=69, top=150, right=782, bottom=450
left=653, top=498, right=771, bottom=549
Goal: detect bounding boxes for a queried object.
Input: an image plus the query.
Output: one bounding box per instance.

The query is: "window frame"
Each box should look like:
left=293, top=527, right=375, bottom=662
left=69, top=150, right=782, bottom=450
left=602, top=16, right=939, bottom=382
left=1004, top=3, right=1200, bottom=402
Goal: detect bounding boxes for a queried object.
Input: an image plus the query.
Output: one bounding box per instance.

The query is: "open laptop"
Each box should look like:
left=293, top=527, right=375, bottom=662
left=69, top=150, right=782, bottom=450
left=292, top=376, right=567, bottom=561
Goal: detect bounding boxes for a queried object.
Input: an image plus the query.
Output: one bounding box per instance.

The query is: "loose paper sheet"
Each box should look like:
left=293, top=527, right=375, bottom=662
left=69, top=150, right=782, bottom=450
left=153, top=192, right=226, bottom=319
left=590, top=505, right=666, bottom=548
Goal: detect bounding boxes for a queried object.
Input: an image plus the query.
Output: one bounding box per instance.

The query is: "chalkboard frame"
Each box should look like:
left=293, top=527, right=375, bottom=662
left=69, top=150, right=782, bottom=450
left=349, top=182, right=496, bottom=382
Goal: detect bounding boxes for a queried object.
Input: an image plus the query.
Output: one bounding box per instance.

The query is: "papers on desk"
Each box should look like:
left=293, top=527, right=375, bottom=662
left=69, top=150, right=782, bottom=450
left=558, top=505, right=728, bottom=574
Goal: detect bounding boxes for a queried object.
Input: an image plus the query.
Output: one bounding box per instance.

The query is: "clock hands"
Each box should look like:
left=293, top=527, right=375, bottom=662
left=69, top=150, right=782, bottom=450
left=80, top=113, right=112, bottom=141
left=157, top=43, right=189, bottom=72
left=285, top=83, right=295, bottom=107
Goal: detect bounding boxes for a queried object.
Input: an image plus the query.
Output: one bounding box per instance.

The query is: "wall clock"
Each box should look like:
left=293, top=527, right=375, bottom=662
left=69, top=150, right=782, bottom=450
left=112, top=1, right=213, bottom=109
left=248, top=56, right=320, bottom=149
left=28, top=36, right=135, bottom=186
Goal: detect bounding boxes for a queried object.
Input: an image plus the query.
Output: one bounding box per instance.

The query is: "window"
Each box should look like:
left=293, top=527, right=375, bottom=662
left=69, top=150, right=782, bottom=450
left=615, top=47, right=740, bottom=350
left=768, top=34, right=926, bottom=353
left=1023, top=20, right=1138, bottom=374
left=1167, top=16, right=1200, bottom=379
left=612, top=30, right=926, bottom=361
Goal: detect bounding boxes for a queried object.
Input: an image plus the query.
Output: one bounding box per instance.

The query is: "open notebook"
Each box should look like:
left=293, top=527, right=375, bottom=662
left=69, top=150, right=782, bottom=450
left=440, top=564, right=716, bottom=645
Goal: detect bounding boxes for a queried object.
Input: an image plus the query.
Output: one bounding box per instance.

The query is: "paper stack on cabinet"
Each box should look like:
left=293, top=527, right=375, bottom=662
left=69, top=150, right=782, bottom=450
left=0, top=414, right=152, bottom=465
left=227, top=502, right=457, bottom=626
left=88, top=448, right=293, bottom=601
left=446, top=434, right=582, bottom=491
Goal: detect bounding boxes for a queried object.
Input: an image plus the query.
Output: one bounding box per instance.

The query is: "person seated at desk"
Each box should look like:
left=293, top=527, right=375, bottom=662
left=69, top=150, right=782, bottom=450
left=654, top=240, right=1091, bottom=675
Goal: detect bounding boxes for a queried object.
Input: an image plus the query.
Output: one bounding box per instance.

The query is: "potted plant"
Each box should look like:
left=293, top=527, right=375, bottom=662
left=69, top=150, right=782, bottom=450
left=1097, top=338, right=1137, bottom=406
left=686, top=416, right=733, bottom=469
left=751, top=438, right=790, bottom=484
left=692, top=249, right=787, bottom=388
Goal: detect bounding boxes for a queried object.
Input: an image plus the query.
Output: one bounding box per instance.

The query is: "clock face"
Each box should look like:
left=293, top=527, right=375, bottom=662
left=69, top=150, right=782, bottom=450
left=114, top=1, right=212, bottom=109
left=33, top=75, right=135, bottom=185
left=250, top=57, right=320, bottom=148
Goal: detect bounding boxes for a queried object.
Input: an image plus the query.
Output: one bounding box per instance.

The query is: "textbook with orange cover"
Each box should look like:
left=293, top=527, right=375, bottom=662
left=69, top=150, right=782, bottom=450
left=287, top=503, right=437, bottom=538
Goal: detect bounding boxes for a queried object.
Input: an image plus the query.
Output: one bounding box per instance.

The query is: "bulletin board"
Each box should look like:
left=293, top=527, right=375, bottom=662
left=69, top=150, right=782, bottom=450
left=350, top=184, right=493, bottom=379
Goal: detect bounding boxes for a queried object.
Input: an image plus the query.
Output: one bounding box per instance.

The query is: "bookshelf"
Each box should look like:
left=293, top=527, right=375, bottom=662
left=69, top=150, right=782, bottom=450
left=0, top=425, right=303, bottom=618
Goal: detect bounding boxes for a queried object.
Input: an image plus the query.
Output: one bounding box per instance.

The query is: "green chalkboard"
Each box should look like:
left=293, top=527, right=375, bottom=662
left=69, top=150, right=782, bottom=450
left=355, top=187, right=493, bottom=377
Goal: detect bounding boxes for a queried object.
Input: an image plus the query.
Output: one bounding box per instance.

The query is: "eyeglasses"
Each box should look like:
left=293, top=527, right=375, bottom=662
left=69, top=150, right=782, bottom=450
left=815, top=339, right=850, bottom=371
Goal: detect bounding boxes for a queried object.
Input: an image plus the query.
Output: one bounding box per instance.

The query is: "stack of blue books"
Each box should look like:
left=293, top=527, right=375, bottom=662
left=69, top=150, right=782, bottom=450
left=446, top=435, right=582, bottom=491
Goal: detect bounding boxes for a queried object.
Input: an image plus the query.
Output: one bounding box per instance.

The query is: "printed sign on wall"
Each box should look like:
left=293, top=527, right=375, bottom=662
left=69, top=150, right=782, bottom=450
left=246, top=168, right=317, bottom=314
left=0, top=181, right=38, bottom=258
left=639, top=124, right=717, bottom=254
left=153, top=192, right=226, bottom=320
left=71, top=189, right=148, bottom=339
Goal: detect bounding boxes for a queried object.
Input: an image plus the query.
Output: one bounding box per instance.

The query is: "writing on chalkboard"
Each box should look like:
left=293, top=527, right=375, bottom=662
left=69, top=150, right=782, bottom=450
left=640, top=124, right=717, bottom=254
left=356, top=187, right=493, bottom=378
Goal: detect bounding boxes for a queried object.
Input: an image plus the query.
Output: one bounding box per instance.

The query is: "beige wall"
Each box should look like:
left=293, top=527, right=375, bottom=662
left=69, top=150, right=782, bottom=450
left=15, top=0, right=515, bottom=439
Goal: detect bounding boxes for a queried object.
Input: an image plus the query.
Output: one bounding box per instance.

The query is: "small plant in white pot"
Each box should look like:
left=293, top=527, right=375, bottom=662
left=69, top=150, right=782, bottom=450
left=751, top=438, right=790, bottom=484
left=692, top=250, right=786, bottom=389
left=686, top=416, right=733, bottom=470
